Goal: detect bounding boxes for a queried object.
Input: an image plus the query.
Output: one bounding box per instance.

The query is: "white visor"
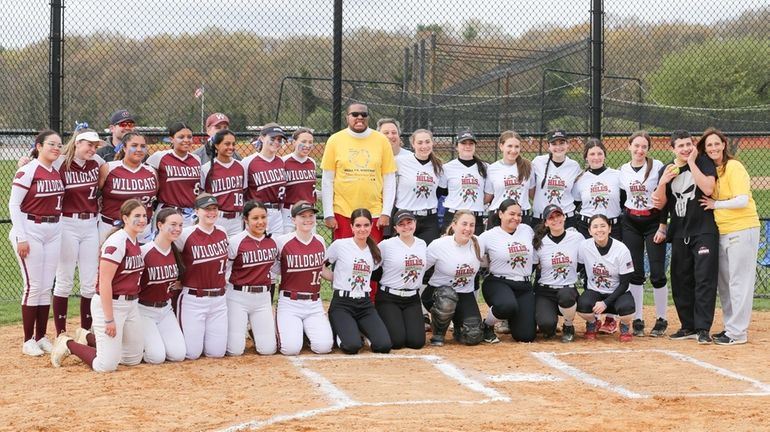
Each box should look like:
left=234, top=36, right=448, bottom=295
left=75, top=131, right=101, bottom=142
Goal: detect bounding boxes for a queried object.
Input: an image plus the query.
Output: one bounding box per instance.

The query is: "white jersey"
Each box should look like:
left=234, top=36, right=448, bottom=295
left=531, top=155, right=581, bottom=217
left=394, top=148, right=414, bottom=162
left=479, top=225, right=535, bottom=279
left=426, top=235, right=482, bottom=294
left=439, top=159, right=487, bottom=212
left=534, top=230, right=583, bottom=287
left=395, top=154, right=439, bottom=211
left=578, top=238, right=634, bottom=294
left=325, top=238, right=377, bottom=296
left=619, top=159, right=664, bottom=211
left=484, top=160, right=534, bottom=211
left=573, top=168, right=623, bottom=219
left=378, top=236, right=427, bottom=291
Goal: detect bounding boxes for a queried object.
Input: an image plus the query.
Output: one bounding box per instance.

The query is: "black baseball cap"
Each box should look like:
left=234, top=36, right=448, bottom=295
left=261, top=126, right=287, bottom=138
left=547, top=129, right=567, bottom=143
left=393, top=209, right=416, bottom=225
left=542, top=204, right=564, bottom=220
left=291, top=201, right=319, bottom=217
left=109, top=109, right=135, bottom=125
left=195, top=194, right=219, bottom=209
left=456, top=130, right=477, bottom=144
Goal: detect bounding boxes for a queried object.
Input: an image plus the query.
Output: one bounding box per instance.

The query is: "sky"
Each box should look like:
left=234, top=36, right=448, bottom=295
left=1, top=0, right=768, bottom=48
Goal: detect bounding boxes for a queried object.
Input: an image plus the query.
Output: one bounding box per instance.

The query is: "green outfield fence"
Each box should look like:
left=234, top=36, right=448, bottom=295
left=1, top=1, right=770, bottom=301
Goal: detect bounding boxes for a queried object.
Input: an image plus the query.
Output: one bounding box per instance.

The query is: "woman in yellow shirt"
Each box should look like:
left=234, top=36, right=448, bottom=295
left=698, top=128, right=760, bottom=345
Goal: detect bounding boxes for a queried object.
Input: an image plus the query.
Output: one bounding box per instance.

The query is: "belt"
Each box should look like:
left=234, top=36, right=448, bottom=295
left=186, top=288, right=224, bottom=297
left=233, top=284, right=271, bottom=294
left=335, top=289, right=368, bottom=299
left=281, top=291, right=319, bottom=301
left=380, top=286, right=418, bottom=297
left=101, top=215, right=119, bottom=226
left=540, top=284, right=576, bottom=290
left=112, top=294, right=139, bottom=300
left=263, top=203, right=281, bottom=209
left=411, top=209, right=437, bottom=217
left=625, top=207, right=658, bottom=217
left=220, top=210, right=239, bottom=219
left=491, top=274, right=530, bottom=282
left=580, top=214, right=620, bottom=225
left=62, top=212, right=97, bottom=220
left=535, top=211, right=574, bottom=219
left=27, top=214, right=60, bottom=223
left=139, top=300, right=168, bottom=308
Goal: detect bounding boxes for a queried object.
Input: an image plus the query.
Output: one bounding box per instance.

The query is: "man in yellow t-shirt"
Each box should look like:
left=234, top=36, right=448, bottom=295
left=321, top=103, right=397, bottom=243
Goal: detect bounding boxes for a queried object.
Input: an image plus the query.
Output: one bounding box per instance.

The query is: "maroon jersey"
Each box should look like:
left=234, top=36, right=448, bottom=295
left=101, top=161, right=158, bottom=221
left=243, top=153, right=286, bottom=204
left=54, top=155, right=104, bottom=214
left=282, top=154, right=317, bottom=205
left=275, top=233, right=326, bottom=294
left=227, top=231, right=278, bottom=286
left=139, top=242, right=179, bottom=302
left=12, top=160, right=65, bottom=216
left=200, top=159, right=247, bottom=212
left=146, top=150, right=202, bottom=208
left=176, top=225, right=228, bottom=289
left=97, top=230, right=144, bottom=296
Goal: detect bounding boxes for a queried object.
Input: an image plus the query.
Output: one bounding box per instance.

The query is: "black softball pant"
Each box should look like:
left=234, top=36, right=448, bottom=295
left=622, top=212, right=667, bottom=288
left=670, top=234, right=719, bottom=332
left=414, top=213, right=441, bottom=245
left=329, top=292, right=392, bottom=354
left=481, top=276, right=536, bottom=342
left=576, top=289, right=635, bottom=316
left=422, top=286, right=481, bottom=331
left=535, top=284, right=579, bottom=336
left=375, top=290, right=425, bottom=349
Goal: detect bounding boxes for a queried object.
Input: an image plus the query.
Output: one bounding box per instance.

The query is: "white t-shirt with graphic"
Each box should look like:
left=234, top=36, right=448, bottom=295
left=533, top=230, right=583, bottom=287
left=479, top=225, right=535, bottom=279
left=484, top=160, right=534, bottom=211
left=426, top=235, right=482, bottom=294
left=577, top=238, right=634, bottom=294
left=378, top=236, right=428, bottom=291
left=325, top=238, right=377, bottom=297
left=619, top=159, right=664, bottom=211
left=395, top=154, right=439, bottom=212
left=573, top=168, right=623, bottom=219
left=531, top=155, right=581, bottom=217
left=439, top=159, right=487, bottom=212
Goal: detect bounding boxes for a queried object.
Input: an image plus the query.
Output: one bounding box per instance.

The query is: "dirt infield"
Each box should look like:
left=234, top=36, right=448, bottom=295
left=3, top=308, right=770, bottom=432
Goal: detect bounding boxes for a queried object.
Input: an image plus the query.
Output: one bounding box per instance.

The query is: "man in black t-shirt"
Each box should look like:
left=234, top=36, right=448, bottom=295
left=652, top=130, right=718, bottom=344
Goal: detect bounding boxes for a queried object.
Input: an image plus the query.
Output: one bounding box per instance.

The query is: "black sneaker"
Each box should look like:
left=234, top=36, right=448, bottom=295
left=561, top=324, right=575, bottom=343
left=669, top=328, right=697, bottom=340
left=697, top=330, right=712, bottom=344
left=649, top=318, right=668, bottom=337
left=713, top=334, right=747, bottom=346
left=430, top=335, right=445, bottom=346
left=632, top=319, right=645, bottom=337
left=711, top=330, right=726, bottom=339
left=483, top=323, right=500, bottom=344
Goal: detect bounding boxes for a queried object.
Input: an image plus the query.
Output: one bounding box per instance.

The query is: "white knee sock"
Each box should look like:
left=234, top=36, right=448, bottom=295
left=485, top=308, right=498, bottom=326
left=629, top=283, right=644, bottom=320
left=653, top=286, right=668, bottom=319
left=559, top=304, right=577, bottom=326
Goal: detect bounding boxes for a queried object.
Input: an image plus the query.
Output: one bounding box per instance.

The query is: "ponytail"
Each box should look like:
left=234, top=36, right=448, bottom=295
left=473, top=155, right=487, bottom=179
left=540, top=153, right=553, bottom=189
left=642, top=157, right=653, bottom=183
left=532, top=221, right=549, bottom=250
left=366, top=236, right=382, bottom=265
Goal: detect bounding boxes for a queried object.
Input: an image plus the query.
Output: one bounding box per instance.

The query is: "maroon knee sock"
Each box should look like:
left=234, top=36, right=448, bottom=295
left=52, top=295, right=69, bottom=335
left=66, top=340, right=96, bottom=368
left=86, top=332, right=96, bottom=348
left=79, top=297, right=92, bottom=330
left=21, top=305, right=37, bottom=342
left=35, top=304, right=50, bottom=340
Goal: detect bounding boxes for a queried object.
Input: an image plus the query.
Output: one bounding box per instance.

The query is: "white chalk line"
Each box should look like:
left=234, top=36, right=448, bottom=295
left=486, top=373, right=563, bottom=383
left=658, top=350, right=770, bottom=393
left=287, top=356, right=356, bottom=406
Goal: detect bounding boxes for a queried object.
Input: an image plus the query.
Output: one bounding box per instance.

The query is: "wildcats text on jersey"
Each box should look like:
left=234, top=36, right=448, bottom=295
left=191, top=239, right=228, bottom=263
left=146, top=264, right=178, bottom=282
left=239, top=248, right=278, bottom=267
left=63, top=170, right=98, bottom=186
left=286, top=251, right=324, bottom=271
left=111, top=177, right=157, bottom=192
left=164, top=165, right=201, bottom=179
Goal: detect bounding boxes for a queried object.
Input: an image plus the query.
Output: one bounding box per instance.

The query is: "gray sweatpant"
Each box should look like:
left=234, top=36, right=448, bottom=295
left=717, top=227, right=760, bottom=342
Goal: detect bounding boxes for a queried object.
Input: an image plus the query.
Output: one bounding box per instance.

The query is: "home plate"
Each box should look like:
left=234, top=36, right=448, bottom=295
left=486, top=373, right=562, bottom=383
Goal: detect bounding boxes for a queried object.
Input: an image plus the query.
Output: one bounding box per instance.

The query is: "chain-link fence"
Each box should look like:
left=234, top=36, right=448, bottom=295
left=1, top=1, right=770, bottom=301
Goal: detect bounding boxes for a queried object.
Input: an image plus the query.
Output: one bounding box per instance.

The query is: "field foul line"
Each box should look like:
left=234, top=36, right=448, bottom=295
left=220, top=354, right=507, bottom=431
left=486, top=373, right=563, bottom=383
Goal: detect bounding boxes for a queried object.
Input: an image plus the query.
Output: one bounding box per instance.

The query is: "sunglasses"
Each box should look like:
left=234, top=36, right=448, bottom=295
left=117, top=121, right=135, bottom=128
left=348, top=112, right=368, bottom=118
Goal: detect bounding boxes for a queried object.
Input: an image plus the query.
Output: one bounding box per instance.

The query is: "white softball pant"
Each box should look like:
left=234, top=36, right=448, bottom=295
left=54, top=216, right=98, bottom=299
left=225, top=288, right=276, bottom=356
left=138, top=303, right=186, bottom=364
left=90, top=294, right=144, bottom=373
left=276, top=295, right=333, bottom=356
left=10, top=220, right=61, bottom=306
left=267, top=208, right=284, bottom=236
left=177, top=288, right=228, bottom=360
left=218, top=212, right=244, bottom=238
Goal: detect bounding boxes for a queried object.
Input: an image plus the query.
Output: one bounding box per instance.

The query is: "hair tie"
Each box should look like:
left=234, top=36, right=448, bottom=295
left=74, top=121, right=89, bottom=132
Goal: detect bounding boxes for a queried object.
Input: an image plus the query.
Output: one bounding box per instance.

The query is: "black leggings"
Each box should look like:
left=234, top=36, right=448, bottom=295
left=329, top=292, right=392, bottom=354
left=422, top=286, right=481, bottom=331
left=622, top=212, right=667, bottom=287
left=576, top=289, right=635, bottom=316
left=375, top=290, right=425, bottom=349
left=534, top=285, right=579, bottom=336
left=481, top=276, right=536, bottom=342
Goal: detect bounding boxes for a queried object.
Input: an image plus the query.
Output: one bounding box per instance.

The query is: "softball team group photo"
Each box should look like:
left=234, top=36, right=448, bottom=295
left=9, top=103, right=761, bottom=373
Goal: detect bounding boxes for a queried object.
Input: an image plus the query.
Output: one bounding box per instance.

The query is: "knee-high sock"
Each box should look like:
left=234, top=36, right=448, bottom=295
left=629, top=284, right=644, bottom=320
left=35, top=305, right=50, bottom=340
left=653, top=286, right=668, bottom=319
left=485, top=308, right=498, bottom=326
left=79, top=297, right=92, bottom=330
left=53, top=295, right=69, bottom=335
left=559, top=304, right=577, bottom=325
left=21, top=305, right=37, bottom=342
left=66, top=340, right=96, bottom=368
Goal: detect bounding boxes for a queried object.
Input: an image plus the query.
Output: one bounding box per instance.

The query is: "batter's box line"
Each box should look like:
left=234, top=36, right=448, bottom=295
left=531, top=348, right=770, bottom=399
left=220, top=354, right=509, bottom=431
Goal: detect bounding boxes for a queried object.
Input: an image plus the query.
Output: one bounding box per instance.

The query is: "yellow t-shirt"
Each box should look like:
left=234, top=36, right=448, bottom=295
left=320, top=128, right=397, bottom=217
left=713, top=159, right=760, bottom=234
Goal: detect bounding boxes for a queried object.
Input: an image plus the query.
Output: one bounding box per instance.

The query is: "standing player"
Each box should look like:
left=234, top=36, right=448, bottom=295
left=573, top=139, right=624, bottom=239
left=619, top=131, right=668, bottom=337
left=530, top=130, right=582, bottom=228
left=225, top=201, right=278, bottom=356
left=484, top=131, right=534, bottom=228
left=376, top=210, right=427, bottom=350
left=439, top=131, right=487, bottom=234
left=137, top=207, right=186, bottom=364
left=10, top=130, right=65, bottom=356
left=243, top=126, right=287, bottom=235
left=51, top=199, right=146, bottom=372
left=175, top=193, right=229, bottom=359
left=146, top=121, right=202, bottom=227
left=324, top=208, right=392, bottom=354
left=274, top=201, right=334, bottom=356
left=422, top=211, right=485, bottom=346
left=282, top=128, right=318, bottom=233
left=479, top=200, right=537, bottom=343
left=201, top=129, right=247, bottom=237
left=48, top=126, right=105, bottom=336
left=98, top=132, right=157, bottom=243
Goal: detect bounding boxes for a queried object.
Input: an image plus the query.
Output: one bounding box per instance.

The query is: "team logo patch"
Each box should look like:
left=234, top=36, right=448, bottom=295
left=413, top=171, right=434, bottom=199
left=589, top=182, right=610, bottom=210
left=14, top=172, right=24, bottom=180
left=545, top=175, right=566, bottom=203
left=592, top=263, right=611, bottom=291
left=550, top=252, right=571, bottom=280
left=698, top=246, right=710, bottom=255
left=626, top=261, right=634, bottom=270
left=401, top=254, right=424, bottom=284
left=507, top=242, right=529, bottom=270
left=348, top=258, right=371, bottom=291
left=460, top=174, right=480, bottom=203
left=104, top=246, right=117, bottom=255
left=452, top=263, right=475, bottom=288
left=628, top=180, right=649, bottom=208
left=502, top=174, right=522, bottom=201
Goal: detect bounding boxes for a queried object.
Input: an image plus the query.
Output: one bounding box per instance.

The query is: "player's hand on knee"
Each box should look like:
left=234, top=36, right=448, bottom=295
left=105, top=321, right=117, bottom=338
left=592, top=301, right=606, bottom=314
left=16, top=241, right=29, bottom=259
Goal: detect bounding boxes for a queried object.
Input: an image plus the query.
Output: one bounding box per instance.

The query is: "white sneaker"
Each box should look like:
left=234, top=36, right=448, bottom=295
left=36, top=336, right=53, bottom=354
left=495, top=319, right=511, bottom=334
left=51, top=335, right=73, bottom=368
left=74, top=328, right=91, bottom=346
left=23, top=338, right=44, bottom=357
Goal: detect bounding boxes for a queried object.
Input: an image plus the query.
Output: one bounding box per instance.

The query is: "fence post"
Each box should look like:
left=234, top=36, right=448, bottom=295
left=49, top=0, right=63, bottom=133
left=590, top=0, right=603, bottom=139
left=332, top=0, right=342, bottom=131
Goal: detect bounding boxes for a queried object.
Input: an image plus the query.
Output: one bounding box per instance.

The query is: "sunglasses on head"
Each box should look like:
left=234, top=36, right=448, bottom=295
left=348, top=112, right=368, bottom=118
